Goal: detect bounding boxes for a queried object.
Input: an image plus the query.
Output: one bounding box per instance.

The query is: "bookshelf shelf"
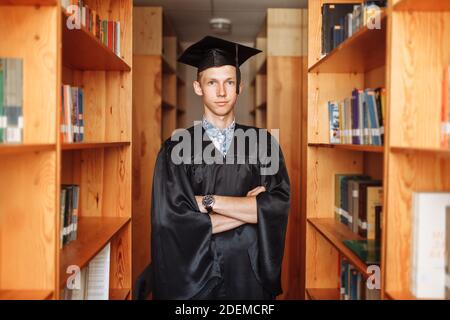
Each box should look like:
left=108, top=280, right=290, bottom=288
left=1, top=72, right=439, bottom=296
left=61, top=11, right=130, bottom=71
left=61, top=142, right=130, bottom=151
left=306, top=288, right=340, bottom=300
left=0, top=144, right=55, bottom=155
left=109, top=288, right=131, bottom=300
left=162, top=100, right=176, bottom=110
left=308, top=218, right=370, bottom=278
left=256, top=102, right=267, bottom=110
left=0, top=290, right=53, bottom=300
left=385, top=290, right=417, bottom=300
left=59, top=216, right=130, bottom=289
left=308, top=143, right=384, bottom=153
left=394, top=0, right=450, bottom=11
left=308, top=13, right=387, bottom=73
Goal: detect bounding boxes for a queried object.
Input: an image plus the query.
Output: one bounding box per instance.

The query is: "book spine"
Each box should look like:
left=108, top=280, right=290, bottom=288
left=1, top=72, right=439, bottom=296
left=3, top=58, right=23, bottom=143
left=0, top=58, right=4, bottom=143
left=108, top=21, right=113, bottom=51
left=116, top=21, right=121, bottom=57
left=78, top=88, right=84, bottom=142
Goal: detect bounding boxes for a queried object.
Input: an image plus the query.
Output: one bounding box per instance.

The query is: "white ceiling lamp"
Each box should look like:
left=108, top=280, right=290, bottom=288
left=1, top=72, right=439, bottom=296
left=209, top=0, right=232, bottom=35
left=209, top=17, right=232, bottom=35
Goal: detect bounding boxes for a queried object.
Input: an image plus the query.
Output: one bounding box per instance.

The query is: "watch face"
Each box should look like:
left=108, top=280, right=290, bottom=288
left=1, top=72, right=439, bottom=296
left=202, top=195, right=214, bottom=207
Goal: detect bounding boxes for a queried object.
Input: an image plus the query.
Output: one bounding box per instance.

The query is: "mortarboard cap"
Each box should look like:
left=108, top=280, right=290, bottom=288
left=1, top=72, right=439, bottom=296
left=177, top=36, right=262, bottom=94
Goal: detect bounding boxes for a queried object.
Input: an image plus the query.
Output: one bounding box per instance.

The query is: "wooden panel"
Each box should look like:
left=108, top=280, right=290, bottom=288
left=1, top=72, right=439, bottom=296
left=0, top=6, right=58, bottom=144
left=384, top=151, right=450, bottom=294
left=306, top=288, right=340, bottom=300
left=308, top=143, right=384, bottom=153
left=0, top=0, right=55, bottom=4
left=267, top=9, right=304, bottom=57
left=133, top=7, right=162, bottom=55
left=59, top=217, right=130, bottom=288
left=394, top=0, right=450, bottom=11
left=267, top=56, right=303, bottom=299
left=109, top=288, right=130, bottom=300
left=109, top=223, right=131, bottom=293
left=0, top=151, right=56, bottom=290
left=255, top=37, right=267, bottom=73
left=132, top=55, right=161, bottom=286
left=365, top=66, right=386, bottom=89
left=0, top=290, right=53, bottom=300
left=0, top=144, right=55, bottom=155
left=62, top=142, right=130, bottom=150
left=389, top=11, right=450, bottom=148
left=162, top=73, right=177, bottom=107
left=255, top=74, right=267, bottom=108
left=163, top=36, right=177, bottom=71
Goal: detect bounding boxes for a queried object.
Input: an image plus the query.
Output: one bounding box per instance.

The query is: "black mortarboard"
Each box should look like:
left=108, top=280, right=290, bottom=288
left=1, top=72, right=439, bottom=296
left=177, top=36, right=262, bottom=94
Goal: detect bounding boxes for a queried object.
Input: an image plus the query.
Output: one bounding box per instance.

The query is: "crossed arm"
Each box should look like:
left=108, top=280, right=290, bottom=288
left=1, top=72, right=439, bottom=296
left=195, top=186, right=266, bottom=234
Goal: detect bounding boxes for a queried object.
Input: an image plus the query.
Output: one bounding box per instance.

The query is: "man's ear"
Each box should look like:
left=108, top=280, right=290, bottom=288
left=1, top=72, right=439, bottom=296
left=238, top=82, right=244, bottom=95
left=193, top=81, right=203, bottom=96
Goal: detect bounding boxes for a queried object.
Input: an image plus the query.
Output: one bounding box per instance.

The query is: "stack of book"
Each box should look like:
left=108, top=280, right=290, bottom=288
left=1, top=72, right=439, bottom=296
left=322, top=1, right=387, bottom=55
left=339, top=255, right=381, bottom=300
left=410, top=192, right=450, bottom=299
left=335, top=174, right=383, bottom=240
left=442, top=66, right=450, bottom=148
left=328, top=88, right=385, bottom=146
left=60, top=184, right=80, bottom=248
left=61, top=84, right=84, bottom=143
left=0, top=58, right=23, bottom=144
left=61, top=0, right=121, bottom=57
left=62, top=243, right=111, bottom=300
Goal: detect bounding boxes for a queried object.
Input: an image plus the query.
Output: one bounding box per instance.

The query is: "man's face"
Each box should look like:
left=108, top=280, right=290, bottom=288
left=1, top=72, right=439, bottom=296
left=193, top=65, right=243, bottom=117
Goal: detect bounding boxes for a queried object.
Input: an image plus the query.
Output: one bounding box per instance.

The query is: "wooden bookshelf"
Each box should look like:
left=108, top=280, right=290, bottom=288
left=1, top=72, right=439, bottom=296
left=109, top=288, right=131, bottom=300
left=308, top=218, right=370, bottom=277
left=306, top=288, right=340, bottom=300
left=0, top=0, right=133, bottom=300
left=60, top=217, right=130, bottom=288
left=304, top=0, right=385, bottom=300
left=382, top=0, right=450, bottom=300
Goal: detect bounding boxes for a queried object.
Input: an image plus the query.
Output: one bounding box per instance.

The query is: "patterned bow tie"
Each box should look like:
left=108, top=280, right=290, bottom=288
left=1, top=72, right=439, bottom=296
left=202, top=117, right=236, bottom=156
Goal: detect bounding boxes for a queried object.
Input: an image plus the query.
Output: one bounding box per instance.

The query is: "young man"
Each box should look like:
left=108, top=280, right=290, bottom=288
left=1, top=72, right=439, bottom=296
left=151, top=36, right=290, bottom=300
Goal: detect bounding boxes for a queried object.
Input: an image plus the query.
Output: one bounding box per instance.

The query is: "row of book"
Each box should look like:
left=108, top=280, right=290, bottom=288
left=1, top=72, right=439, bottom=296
left=335, top=174, right=383, bottom=240
left=442, top=66, right=450, bottom=148
left=322, top=1, right=387, bottom=55
left=411, top=192, right=450, bottom=299
left=61, top=84, right=84, bottom=143
left=60, top=184, right=80, bottom=248
left=61, top=243, right=111, bottom=300
left=328, top=88, right=386, bottom=146
left=61, top=0, right=121, bottom=57
left=0, top=58, right=23, bottom=144
left=339, top=255, right=381, bottom=300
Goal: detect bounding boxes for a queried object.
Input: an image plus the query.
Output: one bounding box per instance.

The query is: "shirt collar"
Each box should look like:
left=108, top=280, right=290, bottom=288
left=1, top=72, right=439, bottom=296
left=202, top=116, right=235, bottom=133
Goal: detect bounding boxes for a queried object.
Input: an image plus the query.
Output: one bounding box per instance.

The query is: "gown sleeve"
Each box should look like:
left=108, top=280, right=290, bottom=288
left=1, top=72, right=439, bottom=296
left=150, top=140, right=222, bottom=300
left=248, top=130, right=291, bottom=297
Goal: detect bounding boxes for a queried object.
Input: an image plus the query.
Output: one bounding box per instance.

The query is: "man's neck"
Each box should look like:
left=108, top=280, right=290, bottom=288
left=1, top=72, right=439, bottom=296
left=203, top=110, right=235, bottom=130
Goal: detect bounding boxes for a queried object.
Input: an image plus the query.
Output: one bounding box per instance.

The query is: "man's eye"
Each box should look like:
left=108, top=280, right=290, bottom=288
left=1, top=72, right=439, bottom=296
left=208, top=81, right=215, bottom=85
left=227, top=81, right=235, bottom=85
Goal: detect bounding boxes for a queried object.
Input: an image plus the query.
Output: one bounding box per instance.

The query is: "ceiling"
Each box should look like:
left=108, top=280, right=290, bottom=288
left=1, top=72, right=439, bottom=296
left=133, top=0, right=308, bottom=43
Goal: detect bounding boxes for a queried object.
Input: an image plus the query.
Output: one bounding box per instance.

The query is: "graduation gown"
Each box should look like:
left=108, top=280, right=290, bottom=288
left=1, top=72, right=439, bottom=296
left=150, top=122, right=290, bottom=300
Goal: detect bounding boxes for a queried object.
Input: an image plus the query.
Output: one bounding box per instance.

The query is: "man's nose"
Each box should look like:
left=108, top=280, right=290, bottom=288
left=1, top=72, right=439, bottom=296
left=217, top=83, right=226, bottom=97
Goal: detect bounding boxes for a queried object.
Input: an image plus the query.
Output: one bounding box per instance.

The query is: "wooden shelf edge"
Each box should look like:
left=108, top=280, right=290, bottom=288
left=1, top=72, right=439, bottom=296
left=162, top=100, right=176, bottom=110
left=256, top=102, right=267, bottom=110
left=0, top=290, right=53, bottom=300
left=109, top=288, right=131, bottom=300
left=162, top=57, right=176, bottom=75
left=59, top=216, right=131, bottom=289
left=307, top=218, right=371, bottom=277
left=393, top=0, right=450, bottom=11
left=308, top=12, right=387, bottom=73
left=61, top=10, right=131, bottom=72
left=62, top=141, right=131, bottom=150
left=308, top=143, right=384, bottom=153
left=0, top=0, right=56, bottom=4
left=0, top=143, right=55, bottom=155
left=390, top=146, right=450, bottom=156
left=306, top=288, right=340, bottom=300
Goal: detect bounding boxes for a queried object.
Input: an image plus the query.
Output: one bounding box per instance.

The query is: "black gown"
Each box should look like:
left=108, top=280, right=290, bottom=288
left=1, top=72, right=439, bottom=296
left=150, top=122, right=290, bottom=300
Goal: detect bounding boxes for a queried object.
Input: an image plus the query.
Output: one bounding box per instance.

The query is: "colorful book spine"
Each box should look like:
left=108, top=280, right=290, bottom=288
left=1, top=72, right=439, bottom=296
left=328, top=101, right=340, bottom=144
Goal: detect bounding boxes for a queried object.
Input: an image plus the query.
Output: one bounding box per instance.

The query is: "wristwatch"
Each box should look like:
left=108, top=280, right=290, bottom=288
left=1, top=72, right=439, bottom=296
left=201, top=194, right=215, bottom=213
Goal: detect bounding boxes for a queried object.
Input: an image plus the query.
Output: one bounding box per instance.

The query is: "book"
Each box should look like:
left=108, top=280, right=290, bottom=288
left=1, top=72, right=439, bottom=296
left=328, top=101, right=340, bottom=144
left=0, top=59, right=4, bottom=143
left=338, top=175, right=370, bottom=226
left=339, top=257, right=381, bottom=300
left=367, top=186, right=383, bottom=240
left=86, top=242, right=111, bottom=300
left=61, top=85, right=84, bottom=143
left=411, top=192, right=450, bottom=299
left=1, top=58, right=23, bottom=143
left=343, top=239, right=381, bottom=265
left=357, top=180, right=382, bottom=237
